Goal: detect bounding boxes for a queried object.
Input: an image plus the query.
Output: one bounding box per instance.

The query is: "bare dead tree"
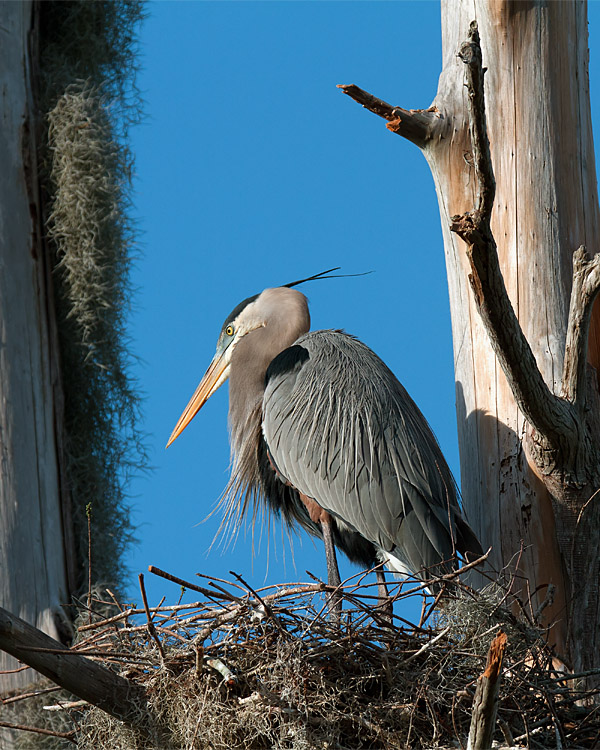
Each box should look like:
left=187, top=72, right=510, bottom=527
left=340, top=2, right=600, bottom=675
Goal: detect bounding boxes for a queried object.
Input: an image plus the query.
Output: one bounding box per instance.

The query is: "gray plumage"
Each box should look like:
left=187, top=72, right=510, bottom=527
left=264, top=329, right=480, bottom=580
left=167, top=285, right=481, bottom=589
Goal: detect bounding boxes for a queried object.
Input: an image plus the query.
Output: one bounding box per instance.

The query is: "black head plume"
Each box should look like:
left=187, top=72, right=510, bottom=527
left=284, top=267, right=372, bottom=289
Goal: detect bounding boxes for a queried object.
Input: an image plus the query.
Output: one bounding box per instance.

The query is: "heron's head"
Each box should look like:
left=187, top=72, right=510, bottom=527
left=166, top=286, right=309, bottom=447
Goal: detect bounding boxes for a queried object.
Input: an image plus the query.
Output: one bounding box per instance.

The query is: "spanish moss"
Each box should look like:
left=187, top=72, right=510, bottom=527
left=39, top=0, right=147, bottom=593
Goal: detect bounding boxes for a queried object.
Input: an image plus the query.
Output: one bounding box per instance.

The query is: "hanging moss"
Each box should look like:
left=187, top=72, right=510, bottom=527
left=39, top=1, right=147, bottom=593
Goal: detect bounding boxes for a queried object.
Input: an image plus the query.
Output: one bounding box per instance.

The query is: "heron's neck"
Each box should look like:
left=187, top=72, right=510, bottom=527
left=228, top=313, right=309, bottom=455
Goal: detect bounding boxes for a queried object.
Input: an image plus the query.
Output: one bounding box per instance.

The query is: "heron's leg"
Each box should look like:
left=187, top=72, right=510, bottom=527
left=297, top=492, right=342, bottom=618
left=321, top=516, right=342, bottom=618
left=375, top=567, right=393, bottom=626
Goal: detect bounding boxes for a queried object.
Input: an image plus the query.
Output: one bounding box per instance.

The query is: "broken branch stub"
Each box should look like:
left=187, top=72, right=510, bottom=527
left=336, top=83, right=439, bottom=147
left=467, top=630, right=508, bottom=750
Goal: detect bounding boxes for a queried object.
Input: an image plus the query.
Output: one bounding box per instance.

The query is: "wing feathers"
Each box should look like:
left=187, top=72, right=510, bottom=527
left=263, top=330, right=475, bottom=580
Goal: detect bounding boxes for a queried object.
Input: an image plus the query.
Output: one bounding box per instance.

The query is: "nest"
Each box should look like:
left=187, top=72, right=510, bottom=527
left=4, top=563, right=600, bottom=749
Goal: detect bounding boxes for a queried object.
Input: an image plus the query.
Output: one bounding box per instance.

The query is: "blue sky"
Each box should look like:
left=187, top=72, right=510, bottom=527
left=124, top=1, right=600, bottom=621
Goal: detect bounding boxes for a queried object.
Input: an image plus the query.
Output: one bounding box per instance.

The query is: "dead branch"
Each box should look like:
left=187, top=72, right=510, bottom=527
left=139, top=573, right=165, bottom=661
left=148, top=565, right=239, bottom=603
left=336, top=84, right=439, bottom=147
left=400, top=625, right=451, bottom=666
left=467, top=630, right=508, bottom=750
left=0, top=606, right=147, bottom=729
left=0, top=720, right=76, bottom=743
left=562, top=246, right=600, bottom=411
left=449, top=21, right=581, bottom=468
left=456, top=27, right=495, bottom=219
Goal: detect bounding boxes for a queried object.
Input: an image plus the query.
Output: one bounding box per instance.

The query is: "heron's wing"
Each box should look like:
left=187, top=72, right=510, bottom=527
left=263, top=330, right=473, bottom=578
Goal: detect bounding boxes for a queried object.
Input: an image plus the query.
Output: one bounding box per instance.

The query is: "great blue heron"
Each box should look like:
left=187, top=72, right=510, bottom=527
left=167, top=273, right=482, bottom=601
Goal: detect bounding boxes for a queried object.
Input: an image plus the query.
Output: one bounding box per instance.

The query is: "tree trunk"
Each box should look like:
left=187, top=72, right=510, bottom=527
left=0, top=0, right=72, bottom=692
left=429, top=0, right=600, bottom=672
left=340, top=0, right=600, bottom=674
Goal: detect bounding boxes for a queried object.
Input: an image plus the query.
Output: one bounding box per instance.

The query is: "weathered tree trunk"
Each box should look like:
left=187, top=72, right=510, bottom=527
left=340, top=0, right=600, bottom=674
left=431, top=0, right=600, bottom=673
left=0, top=1, right=72, bottom=692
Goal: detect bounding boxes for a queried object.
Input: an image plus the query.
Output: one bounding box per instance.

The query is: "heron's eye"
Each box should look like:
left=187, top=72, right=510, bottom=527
left=225, top=325, right=234, bottom=337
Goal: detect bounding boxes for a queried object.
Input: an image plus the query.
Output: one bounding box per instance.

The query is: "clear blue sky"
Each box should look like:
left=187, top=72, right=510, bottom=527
left=124, top=1, right=600, bottom=620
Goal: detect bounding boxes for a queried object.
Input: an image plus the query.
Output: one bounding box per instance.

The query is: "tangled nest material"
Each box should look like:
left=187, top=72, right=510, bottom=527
left=4, top=564, right=600, bottom=749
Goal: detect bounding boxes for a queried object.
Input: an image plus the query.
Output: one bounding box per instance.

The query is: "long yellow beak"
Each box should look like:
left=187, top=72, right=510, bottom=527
left=166, top=352, right=228, bottom=447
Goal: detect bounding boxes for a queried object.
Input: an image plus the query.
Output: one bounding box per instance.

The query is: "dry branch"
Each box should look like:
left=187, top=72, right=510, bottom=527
left=337, top=83, right=438, bottom=147
left=0, top=606, right=146, bottom=727
left=562, top=246, right=600, bottom=412
left=0, top=719, right=75, bottom=743
left=139, top=572, right=165, bottom=661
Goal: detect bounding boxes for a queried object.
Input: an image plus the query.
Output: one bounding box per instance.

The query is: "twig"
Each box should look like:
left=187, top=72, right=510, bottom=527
left=419, top=584, right=446, bottom=626
left=400, top=626, right=451, bottom=666
left=105, top=588, right=125, bottom=613
left=0, top=720, right=76, bottom=743
left=78, top=607, right=137, bottom=632
left=497, top=716, right=514, bottom=747
left=77, top=601, right=212, bottom=632
left=229, top=571, right=286, bottom=634
left=208, top=581, right=245, bottom=603
left=546, top=667, right=600, bottom=682
left=139, top=573, right=165, bottom=661
left=513, top=722, right=547, bottom=743
left=435, top=549, right=491, bottom=582
left=451, top=695, right=465, bottom=750
left=1, top=686, right=61, bottom=705
left=18, top=647, right=152, bottom=665
left=542, top=686, right=567, bottom=748
left=86, top=503, right=92, bottom=625
left=418, top=596, right=428, bottom=628
left=43, top=699, right=88, bottom=712
left=148, top=565, right=238, bottom=603
left=196, top=571, right=252, bottom=595
left=0, top=664, right=30, bottom=675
